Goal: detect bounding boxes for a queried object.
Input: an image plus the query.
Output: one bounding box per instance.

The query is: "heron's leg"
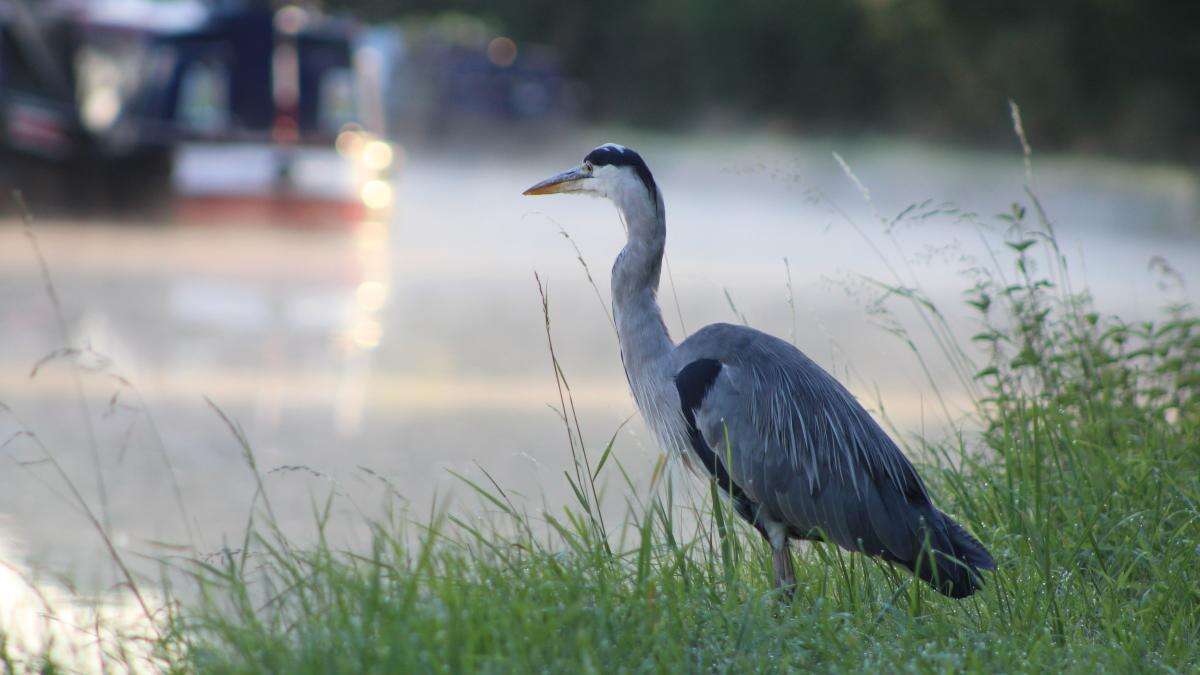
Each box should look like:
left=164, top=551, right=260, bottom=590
left=763, top=520, right=796, bottom=598
left=772, top=545, right=796, bottom=597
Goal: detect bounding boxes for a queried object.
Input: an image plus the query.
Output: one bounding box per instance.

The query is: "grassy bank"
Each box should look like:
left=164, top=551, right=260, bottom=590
left=6, top=135, right=1200, bottom=672
left=159, top=171, right=1198, bottom=671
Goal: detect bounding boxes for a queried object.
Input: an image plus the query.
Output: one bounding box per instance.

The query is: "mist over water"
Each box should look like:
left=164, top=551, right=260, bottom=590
left=1, top=133, right=1197, bottom=589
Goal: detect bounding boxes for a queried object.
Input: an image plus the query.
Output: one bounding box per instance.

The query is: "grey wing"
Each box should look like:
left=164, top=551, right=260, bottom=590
left=676, top=323, right=993, bottom=597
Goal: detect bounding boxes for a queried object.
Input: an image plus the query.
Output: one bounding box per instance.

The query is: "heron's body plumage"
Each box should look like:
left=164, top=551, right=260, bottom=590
left=528, top=143, right=994, bottom=598
left=675, top=323, right=994, bottom=597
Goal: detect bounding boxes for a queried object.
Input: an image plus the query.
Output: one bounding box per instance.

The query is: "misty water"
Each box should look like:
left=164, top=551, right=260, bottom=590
left=1, top=133, right=1197, bottom=593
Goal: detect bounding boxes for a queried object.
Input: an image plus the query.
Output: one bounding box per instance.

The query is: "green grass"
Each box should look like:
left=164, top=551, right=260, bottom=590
left=157, top=185, right=1199, bottom=672
left=7, top=125, right=1200, bottom=672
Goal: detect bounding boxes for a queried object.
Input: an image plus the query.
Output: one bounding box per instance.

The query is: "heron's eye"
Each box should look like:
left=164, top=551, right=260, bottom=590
left=584, top=162, right=593, bottom=173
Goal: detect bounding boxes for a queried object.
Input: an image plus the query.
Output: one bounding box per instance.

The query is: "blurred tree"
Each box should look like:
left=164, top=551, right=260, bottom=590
left=326, top=0, right=1200, bottom=160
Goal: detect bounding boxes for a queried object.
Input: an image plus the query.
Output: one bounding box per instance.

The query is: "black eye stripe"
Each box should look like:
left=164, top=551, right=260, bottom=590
left=583, top=145, right=657, bottom=201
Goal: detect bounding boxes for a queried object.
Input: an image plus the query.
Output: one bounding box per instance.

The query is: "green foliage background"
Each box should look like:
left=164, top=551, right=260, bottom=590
left=334, top=0, right=1200, bottom=161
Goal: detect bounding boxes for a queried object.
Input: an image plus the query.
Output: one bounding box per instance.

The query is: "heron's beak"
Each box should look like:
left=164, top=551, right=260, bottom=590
left=523, top=166, right=589, bottom=195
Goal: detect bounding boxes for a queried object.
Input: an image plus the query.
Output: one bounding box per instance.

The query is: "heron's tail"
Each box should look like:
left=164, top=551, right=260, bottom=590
left=909, top=510, right=995, bottom=599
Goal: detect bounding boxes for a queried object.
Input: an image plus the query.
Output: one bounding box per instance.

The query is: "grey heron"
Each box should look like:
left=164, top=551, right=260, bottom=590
left=523, top=144, right=995, bottom=598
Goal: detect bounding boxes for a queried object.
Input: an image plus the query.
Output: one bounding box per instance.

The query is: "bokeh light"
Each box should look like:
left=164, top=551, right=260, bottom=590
left=274, top=5, right=308, bottom=34
left=336, top=125, right=366, bottom=158
left=360, top=179, right=393, bottom=209
left=486, top=37, right=518, bottom=67
left=355, top=281, right=387, bottom=312
left=361, top=140, right=394, bottom=170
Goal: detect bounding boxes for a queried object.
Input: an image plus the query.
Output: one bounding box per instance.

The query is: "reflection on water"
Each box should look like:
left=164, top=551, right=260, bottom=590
left=0, top=135, right=1197, bottom=599
left=0, top=539, right=160, bottom=670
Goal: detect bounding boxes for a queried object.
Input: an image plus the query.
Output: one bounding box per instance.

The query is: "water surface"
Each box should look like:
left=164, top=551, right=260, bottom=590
left=1, top=133, right=1196, bottom=588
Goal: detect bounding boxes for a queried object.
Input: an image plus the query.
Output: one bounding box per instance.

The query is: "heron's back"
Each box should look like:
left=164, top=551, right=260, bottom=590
left=673, top=323, right=994, bottom=597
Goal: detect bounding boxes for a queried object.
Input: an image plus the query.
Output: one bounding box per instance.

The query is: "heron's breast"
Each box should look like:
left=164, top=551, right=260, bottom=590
left=626, top=367, right=690, bottom=455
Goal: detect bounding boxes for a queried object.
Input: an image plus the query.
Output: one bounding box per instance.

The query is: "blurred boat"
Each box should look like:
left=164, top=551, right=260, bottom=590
left=0, top=0, right=392, bottom=224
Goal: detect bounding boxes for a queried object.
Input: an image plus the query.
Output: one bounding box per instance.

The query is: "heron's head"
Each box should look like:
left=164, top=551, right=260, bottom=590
left=523, top=143, right=657, bottom=206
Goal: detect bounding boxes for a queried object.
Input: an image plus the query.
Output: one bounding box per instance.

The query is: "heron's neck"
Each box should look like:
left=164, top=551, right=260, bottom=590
left=612, top=188, right=673, bottom=380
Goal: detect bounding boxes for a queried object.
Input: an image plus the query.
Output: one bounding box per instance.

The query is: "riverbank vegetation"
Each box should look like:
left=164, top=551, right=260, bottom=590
left=4, top=122, right=1198, bottom=672
left=344, top=1, right=1200, bottom=162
